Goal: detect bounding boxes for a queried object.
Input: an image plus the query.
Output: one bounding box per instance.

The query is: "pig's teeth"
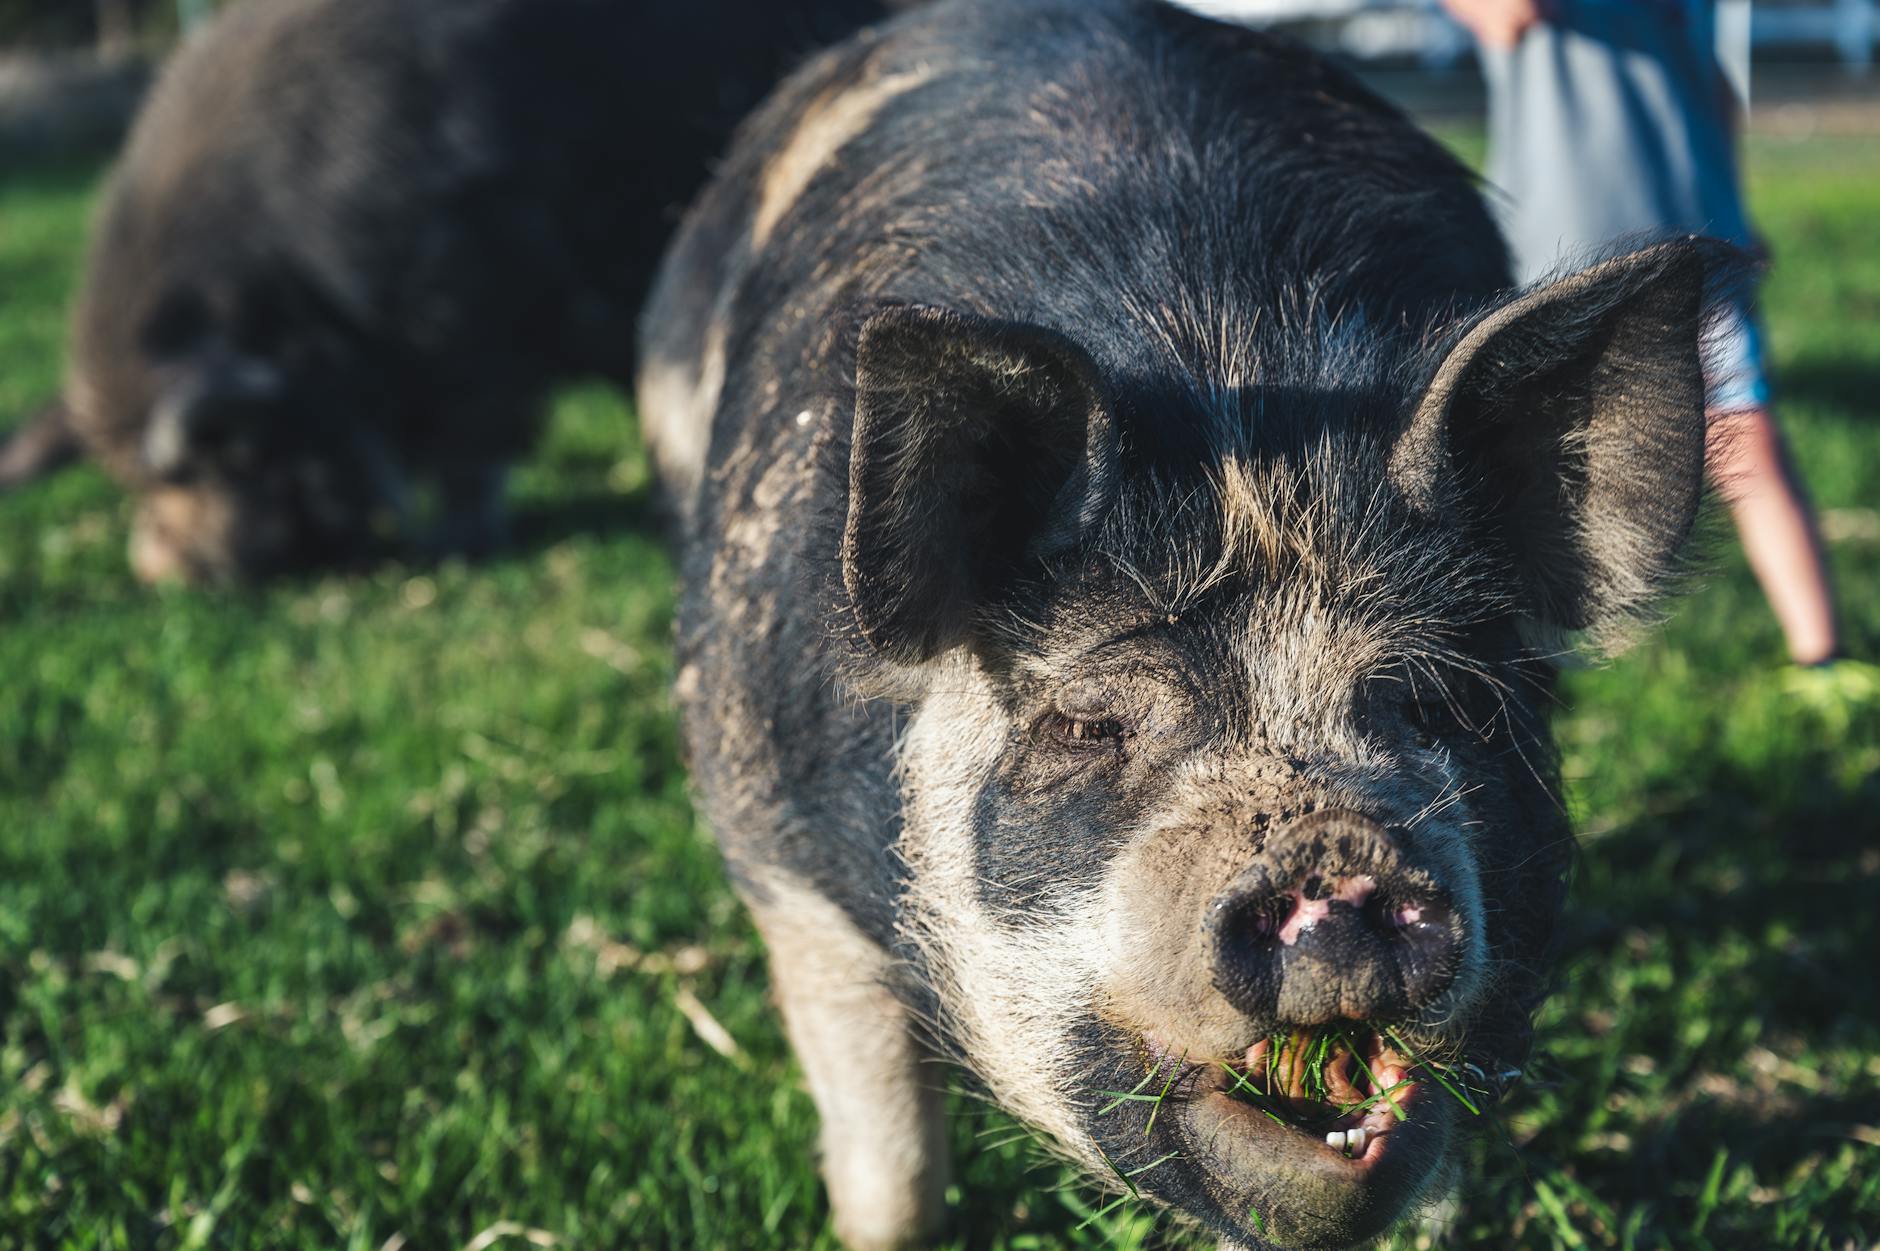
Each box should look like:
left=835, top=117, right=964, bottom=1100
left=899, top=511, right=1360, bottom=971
left=1325, top=1127, right=1368, bottom=1156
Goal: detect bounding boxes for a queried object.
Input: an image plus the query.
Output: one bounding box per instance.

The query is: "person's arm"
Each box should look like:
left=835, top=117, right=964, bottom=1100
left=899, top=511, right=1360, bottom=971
left=1439, top=0, right=1553, bottom=49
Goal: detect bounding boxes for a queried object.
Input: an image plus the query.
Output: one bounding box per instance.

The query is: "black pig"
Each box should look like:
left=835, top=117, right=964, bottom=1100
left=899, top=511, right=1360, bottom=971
left=1, top=0, right=893, bottom=581
left=639, top=0, right=1736, bottom=1247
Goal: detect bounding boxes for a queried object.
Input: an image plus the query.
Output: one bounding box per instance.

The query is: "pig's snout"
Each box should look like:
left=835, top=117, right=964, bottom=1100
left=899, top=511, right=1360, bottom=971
left=1207, top=809, right=1460, bottom=1026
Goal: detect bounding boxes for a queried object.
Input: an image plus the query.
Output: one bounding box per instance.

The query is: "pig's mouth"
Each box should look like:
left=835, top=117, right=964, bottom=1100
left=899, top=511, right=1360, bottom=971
left=1130, top=1026, right=1471, bottom=1248
left=1205, top=1030, right=1425, bottom=1162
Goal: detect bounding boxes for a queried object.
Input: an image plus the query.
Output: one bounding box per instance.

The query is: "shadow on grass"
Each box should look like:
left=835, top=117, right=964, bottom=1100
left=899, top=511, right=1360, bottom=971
left=0, top=140, right=118, bottom=201
left=507, top=487, right=664, bottom=555
left=1779, top=353, right=1880, bottom=419
left=1510, top=752, right=1880, bottom=1245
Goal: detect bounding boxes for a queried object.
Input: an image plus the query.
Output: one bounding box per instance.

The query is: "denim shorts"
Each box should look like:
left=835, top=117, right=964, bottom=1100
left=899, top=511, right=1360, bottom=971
left=1481, top=0, right=1769, bottom=407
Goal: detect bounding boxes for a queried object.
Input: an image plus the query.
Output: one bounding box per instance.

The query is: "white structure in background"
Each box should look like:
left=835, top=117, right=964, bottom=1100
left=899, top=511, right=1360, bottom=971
left=1718, top=0, right=1755, bottom=104
left=1182, top=0, right=1876, bottom=73
left=1756, top=0, right=1875, bottom=70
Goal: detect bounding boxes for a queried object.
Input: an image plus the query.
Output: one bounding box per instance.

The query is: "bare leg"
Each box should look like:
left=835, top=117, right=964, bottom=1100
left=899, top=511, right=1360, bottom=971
left=1708, top=405, right=1840, bottom=664
left=750, top=882, right=951, bottom=1251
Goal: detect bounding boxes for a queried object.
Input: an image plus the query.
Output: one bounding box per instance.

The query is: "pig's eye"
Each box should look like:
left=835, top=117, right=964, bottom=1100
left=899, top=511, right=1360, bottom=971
left=1042, top=712, right=1127, bottom=749
left=1405, top=691, right=1489, bottom=746
left=1372, top=665, right=1499, bottom=748
left=1405, top=698, right=1451, bottom=745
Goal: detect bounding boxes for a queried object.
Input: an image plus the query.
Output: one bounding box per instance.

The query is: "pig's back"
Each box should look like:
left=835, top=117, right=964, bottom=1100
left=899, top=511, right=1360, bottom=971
left=641, top=0, right=1506, bottom=512
left=72, top=0, right=596, bottom=458
left=84, top=0, right=527, bottom=349
left=77, top=0, right=821, bottom=462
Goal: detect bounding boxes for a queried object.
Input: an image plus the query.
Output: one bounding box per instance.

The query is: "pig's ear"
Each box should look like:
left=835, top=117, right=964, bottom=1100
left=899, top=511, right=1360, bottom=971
left=843, top=305, right=1118, bottom=663
left=1391, top=239, right=1730, bottom=643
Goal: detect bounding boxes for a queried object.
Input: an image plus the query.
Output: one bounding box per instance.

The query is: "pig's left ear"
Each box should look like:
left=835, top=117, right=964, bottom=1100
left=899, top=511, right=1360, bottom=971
left=1391, top=239, right=1735, bottom=644
left=842, top=305, right=1118, bottom=664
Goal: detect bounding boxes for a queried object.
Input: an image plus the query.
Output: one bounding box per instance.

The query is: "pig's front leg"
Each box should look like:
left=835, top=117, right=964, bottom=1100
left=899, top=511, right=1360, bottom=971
left=750, top=887, right=951, bottom=1251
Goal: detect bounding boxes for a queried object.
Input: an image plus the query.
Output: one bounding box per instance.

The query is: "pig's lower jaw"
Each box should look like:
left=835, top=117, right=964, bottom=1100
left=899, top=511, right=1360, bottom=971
left=1179, top=1076, right=1451, bottom=1248
left=1133, top=1035, right=1455, bottom=1249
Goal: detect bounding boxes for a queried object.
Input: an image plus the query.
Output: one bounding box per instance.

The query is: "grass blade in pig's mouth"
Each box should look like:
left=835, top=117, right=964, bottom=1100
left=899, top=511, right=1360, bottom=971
left=1217, top=1028, right=1425, bottom=1162
left=1126, top=1027, right=1486, bottom=1247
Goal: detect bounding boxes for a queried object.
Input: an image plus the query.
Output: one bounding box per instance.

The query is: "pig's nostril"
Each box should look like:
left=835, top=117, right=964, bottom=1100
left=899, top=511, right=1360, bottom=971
left=1365, top=892, right=1447, bottom=935
left=1367, top=893, right=1412, bottom=932
left=1301, top=875, right=1330, bottom=902
left=1225, top=893, right=1295, bottom=946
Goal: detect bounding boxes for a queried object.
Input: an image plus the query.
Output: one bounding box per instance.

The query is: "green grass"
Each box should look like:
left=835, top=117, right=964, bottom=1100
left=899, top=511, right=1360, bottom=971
left=1, top=129, right=1876, bottom=1250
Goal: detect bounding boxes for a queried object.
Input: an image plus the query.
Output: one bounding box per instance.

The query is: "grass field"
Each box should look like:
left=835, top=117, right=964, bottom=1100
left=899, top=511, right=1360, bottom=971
left=1, top=126, right=1877, bottom=1251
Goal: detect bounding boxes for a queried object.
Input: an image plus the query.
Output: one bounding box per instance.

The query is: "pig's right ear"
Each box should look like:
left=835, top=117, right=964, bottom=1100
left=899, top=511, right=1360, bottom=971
left=1391, top=239, right=1736, bottom=647
left=842, top=305, right=1118, bottom=664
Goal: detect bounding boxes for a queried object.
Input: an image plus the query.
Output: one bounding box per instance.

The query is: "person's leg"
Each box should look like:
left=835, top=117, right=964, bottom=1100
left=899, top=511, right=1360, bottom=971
left=1708, top=404, right=1840, bottom=664
left=1705, top=297, right=1841, bottom=664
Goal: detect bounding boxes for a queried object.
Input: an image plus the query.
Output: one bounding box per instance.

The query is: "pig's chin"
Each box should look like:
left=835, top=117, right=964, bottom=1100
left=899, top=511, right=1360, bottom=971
left=1176, top=1059, right=1452, bottom=1248
left=1107, top=1030, right=1456, bottom=1250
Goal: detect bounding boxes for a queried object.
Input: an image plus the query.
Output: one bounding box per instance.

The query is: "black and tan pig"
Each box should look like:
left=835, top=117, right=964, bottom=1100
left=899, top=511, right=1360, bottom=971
left=638, top=0, right=1740, bottom=1247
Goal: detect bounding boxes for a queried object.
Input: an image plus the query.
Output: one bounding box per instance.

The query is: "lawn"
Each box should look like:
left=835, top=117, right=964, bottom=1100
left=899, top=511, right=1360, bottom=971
left=0, top=126, right=1876, bottom=1251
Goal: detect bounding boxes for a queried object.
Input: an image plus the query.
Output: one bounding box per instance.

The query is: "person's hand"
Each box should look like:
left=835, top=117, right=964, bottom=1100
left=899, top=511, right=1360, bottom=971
left=1439, top=0, right=1553, bottom=50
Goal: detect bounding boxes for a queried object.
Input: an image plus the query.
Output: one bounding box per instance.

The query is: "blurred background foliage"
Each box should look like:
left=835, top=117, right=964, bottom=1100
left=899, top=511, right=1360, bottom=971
left=0, top=0, right=243, bottom=53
